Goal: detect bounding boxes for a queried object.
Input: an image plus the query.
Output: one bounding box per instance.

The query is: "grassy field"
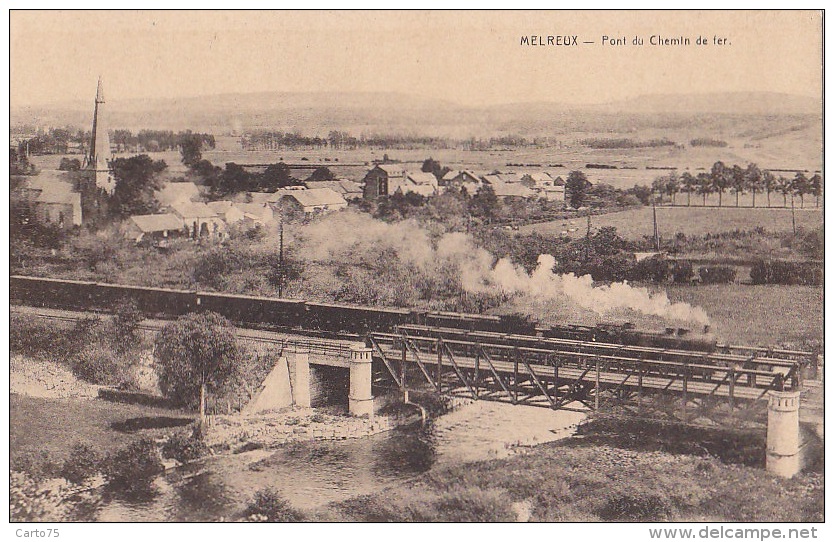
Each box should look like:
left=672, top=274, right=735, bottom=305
left=667, top=284, right=823, bottom=347
left=9, top=394, right=192, bottom=466
left=520, top=206, right=823, bottom=241
left=316, top=417, right=823, bottom=522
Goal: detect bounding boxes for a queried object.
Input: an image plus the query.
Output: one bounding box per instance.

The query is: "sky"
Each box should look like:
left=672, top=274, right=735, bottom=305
left=10, top=10, right=823, bottom=108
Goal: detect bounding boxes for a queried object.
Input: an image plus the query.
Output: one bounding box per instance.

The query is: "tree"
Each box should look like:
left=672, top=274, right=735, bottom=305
left=179, top=133, right=204, bottom=168
left=468, top=184, right=500, bottom=220
left=109, top=154, right=167, bottom=218
left=58, top=157, right=81, bottom=171
left=679, top=172, right=696, bottom=206
left=696, top=173, right=712, bottom=206
left=422, top=157, right=451, bottom=182
left=809, top=173, right=822, bottom=207
left=306, top=166, right=335, bottom=183
left=710, top=161, right=730, bottom=207
left=762, top=170, right=776, bottom=207
left=730, top=164, right=746, bottom=207
left=262, top=162, right=301, bottom=190
left=793, top=172, right=809, bottom=208
left=664, top=172, right=680, bottom=205
left=745, top=163, right=762, bottom=208
left=776, top=176, right=792, bottom=207
left=154, top=312, right=239, bottom=422
left=565, top=170, right=591, bottom=209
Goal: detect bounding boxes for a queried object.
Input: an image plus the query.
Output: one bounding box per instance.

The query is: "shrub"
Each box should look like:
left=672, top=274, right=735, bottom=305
left=698, top=266, right=737, bottom=284
left=629, top=255, right=670, bottom=283
left=72, top=344, right=136, bottom=387
left=161, top=427, right=209, bottom=464
left=9, top=471, right=64, bottom=522
left=60, top=444, right=101, bottom=485
left=597, top=492, right=671, bottom=521
left=103, top=438, right=164, bottom=492
left=750, top=260, right=823, bottom=286
left=113, top=298, right=145, bottom=352
left=243, top=488, right=305, bottom=522
left=671, top=260, right=694, bottom=283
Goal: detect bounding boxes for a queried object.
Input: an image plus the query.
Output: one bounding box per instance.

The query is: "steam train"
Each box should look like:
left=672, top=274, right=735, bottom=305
left=10, top=275, right=718, bottom=353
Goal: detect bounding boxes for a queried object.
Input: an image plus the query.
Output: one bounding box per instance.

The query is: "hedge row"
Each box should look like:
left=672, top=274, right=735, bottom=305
left=750, top=260, right=823, bottom=286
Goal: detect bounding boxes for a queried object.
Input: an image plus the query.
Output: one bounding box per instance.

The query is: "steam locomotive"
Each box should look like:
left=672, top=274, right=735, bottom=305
left=10, top=275, right=717, bottom=353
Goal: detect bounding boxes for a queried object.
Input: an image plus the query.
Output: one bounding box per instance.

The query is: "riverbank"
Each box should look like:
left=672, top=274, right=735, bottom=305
left=313, top=416, right=824, bottom=522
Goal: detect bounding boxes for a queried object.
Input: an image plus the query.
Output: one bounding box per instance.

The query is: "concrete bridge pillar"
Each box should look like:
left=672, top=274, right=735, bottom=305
left=766, top=390, right=801, bottom=478
left=290, top=352, right=311, bottom=408
left=349, top=346, right=374, bottom=417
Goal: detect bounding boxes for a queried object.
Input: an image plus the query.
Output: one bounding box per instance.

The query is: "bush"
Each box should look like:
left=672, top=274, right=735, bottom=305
left=629, top=255, right=670, bottom=283
left=113, top=298, right=145, bottom=352
left=597, top=492, right=671, bottom=521
left=103, top=438, right=164, bottom=492
left=60, top=444, right=101, bottom=485
left=750, top=260, right=823, bottom=286
left=9, top=471, right=64, bottom=522
left=243, top=488, right=305, bottom=522
left=161, top=427, right=209, bottom=464
left=698, top=266, right=737, bottom=284
left=72, top=344, right=136, bottom=387
left=671, top=260, right=694, bottom=283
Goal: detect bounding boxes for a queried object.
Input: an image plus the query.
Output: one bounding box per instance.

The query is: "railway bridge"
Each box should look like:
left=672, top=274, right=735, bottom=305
left=13, top=305, right=819, bottom=477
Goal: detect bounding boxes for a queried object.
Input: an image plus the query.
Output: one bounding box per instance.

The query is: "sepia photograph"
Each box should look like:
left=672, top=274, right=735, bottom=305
left=7, top=9, right=824, bottom=527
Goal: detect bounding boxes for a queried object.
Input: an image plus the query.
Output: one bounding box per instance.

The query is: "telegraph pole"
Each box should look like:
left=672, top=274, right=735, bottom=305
left=652, top=197, right=660, bottom=251
left=790, top=194, right=797, bottom=236
left=278, top=215, right=285, bottom=297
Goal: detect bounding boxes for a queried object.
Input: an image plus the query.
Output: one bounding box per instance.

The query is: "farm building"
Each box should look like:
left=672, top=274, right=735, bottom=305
left=124, top=213, right=184, bottom=244
left=279, top=187, right=347, bottom=216
left=485, top=179, right=536, bottom=201
left=235, top=202, right=276, bottom=226
left=33, top=186, right=83, bottom=228
left=156, top=181, right=200, bottom=206
left=169, top=201, right=227, bottom=238
left=520, top=172, right=555, bottom=189
left=540, top=185, right=566, bottom=202
left=207, top=201, right=246, bottom=224
left=304, top=179, right=364, bottom=200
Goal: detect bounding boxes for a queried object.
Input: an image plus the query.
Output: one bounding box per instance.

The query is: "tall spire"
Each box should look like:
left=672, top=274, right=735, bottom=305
left=86, top=76, right=114, bottom=193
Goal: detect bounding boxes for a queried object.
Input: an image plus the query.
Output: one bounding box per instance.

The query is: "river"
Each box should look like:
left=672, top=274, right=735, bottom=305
left=89, top=401, right=586, bottom=521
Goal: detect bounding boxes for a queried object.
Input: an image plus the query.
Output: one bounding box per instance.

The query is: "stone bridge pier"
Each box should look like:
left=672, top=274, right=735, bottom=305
left=348, top=346, right=374, bottom=417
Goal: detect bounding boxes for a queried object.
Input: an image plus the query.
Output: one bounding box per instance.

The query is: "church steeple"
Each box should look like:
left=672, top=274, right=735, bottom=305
left=86, top=76, right=114, bottom=194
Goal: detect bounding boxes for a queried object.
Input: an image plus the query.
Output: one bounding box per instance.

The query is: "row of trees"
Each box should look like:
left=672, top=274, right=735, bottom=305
left=651, top=162, right=822, bottom=208
left=15, top=128, right=215, bottom=156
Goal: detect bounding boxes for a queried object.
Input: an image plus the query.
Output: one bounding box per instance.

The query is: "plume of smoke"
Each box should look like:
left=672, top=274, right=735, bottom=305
left=295, top=211, right=710, bottom=326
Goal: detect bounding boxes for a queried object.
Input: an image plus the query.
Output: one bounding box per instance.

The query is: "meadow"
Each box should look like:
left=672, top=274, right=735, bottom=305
left=520, top=206, right=823, bottom=241
left=666, top=284, right=823, bottom=347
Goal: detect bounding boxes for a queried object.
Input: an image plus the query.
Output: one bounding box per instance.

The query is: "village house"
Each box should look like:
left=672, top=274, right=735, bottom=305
left=395, top=171, right=438, bottom=197
left=520, top=171, right=555, bottom=189
left=441, top=170, right=483, bottom=194
left=123, top=213, right=184, bottom=245
left=278, top=187, right=348, bottom=217
left=22, top=171, right=83, bottom=228
left=361, top=163, right=423, bottom=199
left=169, top=201, right=226, bottom=238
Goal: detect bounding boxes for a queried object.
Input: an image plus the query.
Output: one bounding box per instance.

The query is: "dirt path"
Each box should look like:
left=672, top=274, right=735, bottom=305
left=10, top=355, right=101, bottom=399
